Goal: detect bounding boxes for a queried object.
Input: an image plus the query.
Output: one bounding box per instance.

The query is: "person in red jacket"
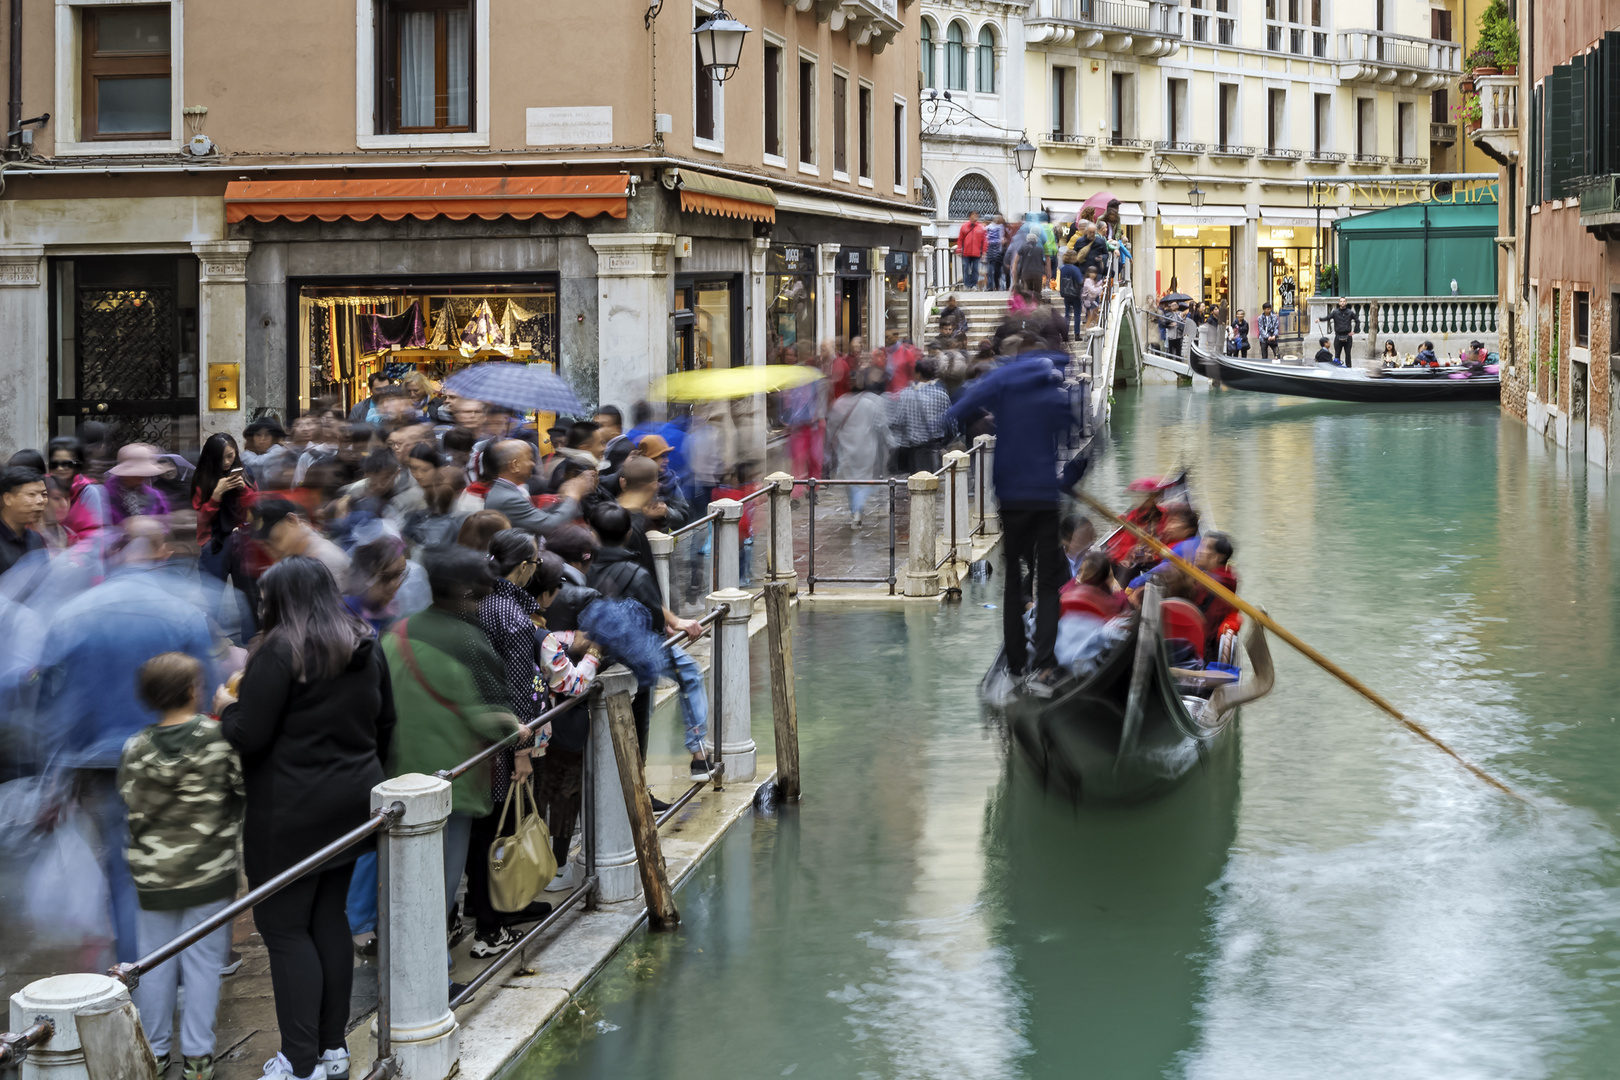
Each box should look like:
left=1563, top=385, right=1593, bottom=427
left=956, top=211, right=988, bottom=290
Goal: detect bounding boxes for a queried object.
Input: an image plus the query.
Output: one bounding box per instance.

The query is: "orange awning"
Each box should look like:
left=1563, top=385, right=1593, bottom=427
left=677, top=171, right=777, bottom=223
left=224, top=175, right=630, bottom=224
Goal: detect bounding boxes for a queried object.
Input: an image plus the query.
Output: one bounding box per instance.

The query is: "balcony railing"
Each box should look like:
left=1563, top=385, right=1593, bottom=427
left=1337, top=29, right=1462, bottom=87
left=1308, top=149, right=1348, bottom=163
left=1476, top=74, right=1518, bottom=133
left=1153, top=139, right=1206, bottom=155
left=1350, top=152, right=1392, bottom=165
left=1431, top=121, right=1458, bottom=145
left=1026, top=0, right=1183, bottom=44
left=1209, top=143, right=1258, bottom=158
left=1045, top=131, right=1096, bottom=147
left=1394, top=155, right=1428, bottom=167
left=1099, top=136, right=1155, bottom=151
left=1260, top=147, right=1305, bottom=161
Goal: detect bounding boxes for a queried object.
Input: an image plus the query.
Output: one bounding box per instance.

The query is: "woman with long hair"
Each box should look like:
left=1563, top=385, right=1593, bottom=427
left=45, top=435, right=109, bottom=542
left=192, top=433, right=262, bottom=635
left=217, top=557, right=393, bottom=1080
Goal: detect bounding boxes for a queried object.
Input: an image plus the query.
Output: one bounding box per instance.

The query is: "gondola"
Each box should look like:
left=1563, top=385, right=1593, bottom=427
left=981, top=586, right=1274, bottom=803
left=1204, top=347, right=1500, bottom=403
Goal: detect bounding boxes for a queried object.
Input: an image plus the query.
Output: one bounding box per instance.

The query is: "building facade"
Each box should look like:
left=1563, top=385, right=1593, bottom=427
left=1485, top=1, right=1619, bottom=471
left=0, top=0, right=926, bottom=458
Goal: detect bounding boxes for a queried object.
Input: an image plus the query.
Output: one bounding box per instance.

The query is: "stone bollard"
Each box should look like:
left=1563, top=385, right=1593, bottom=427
left=904, top=472, right=941, bottom=597
left=371, top=774, right=457, bottom=1080
left=581, top=667, right=641, bottom=903
left=763, top=472, right=797, bottom=594
left=943, top=450, right=971, bottom=565
left=710, top=498, right=742, bottom=591
left=973, top=436, right=999, bottom=535
left=647, top=530, right=673, bottom=610
left=706, top=588, right=757, bottom=781
left=10, top=973, right=152, bottom=1080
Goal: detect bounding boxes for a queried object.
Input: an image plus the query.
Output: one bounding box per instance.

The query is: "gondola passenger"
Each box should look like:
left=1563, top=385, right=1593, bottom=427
left=1126, top=507, right=1201, bottom=592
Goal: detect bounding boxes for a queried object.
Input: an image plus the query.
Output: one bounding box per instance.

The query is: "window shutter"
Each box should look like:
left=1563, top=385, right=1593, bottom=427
left=1549, top=64, right=1572, bottom=198
left=1571, top=54, right=1588, bottom=185
left=1530, top=83, right=1541, bottom=204
left=1606, top=33, right=1620, bottom=175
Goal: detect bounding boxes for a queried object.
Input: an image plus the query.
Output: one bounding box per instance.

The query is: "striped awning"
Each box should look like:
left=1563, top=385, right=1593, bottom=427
left=224, top=176, right=631, bottom=223
left=678, top=171, right=777, bottom=222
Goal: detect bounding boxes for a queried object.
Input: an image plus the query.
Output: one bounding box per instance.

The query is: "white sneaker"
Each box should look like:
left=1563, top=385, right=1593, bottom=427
left=544, top=862, right=578, bottom=893
left=259, top=1054, right=322, bottom=1080
left=319, top=1048, right=349, bottom=1080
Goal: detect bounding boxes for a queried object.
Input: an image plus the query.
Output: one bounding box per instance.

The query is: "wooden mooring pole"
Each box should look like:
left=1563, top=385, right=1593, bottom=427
left=764, top=581, right=802, bottom=801
left=604, top=689, right=680, bottom=928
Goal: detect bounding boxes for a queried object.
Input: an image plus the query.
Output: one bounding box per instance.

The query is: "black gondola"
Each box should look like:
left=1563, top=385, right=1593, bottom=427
left=1204, top=347, right=1500, bottom=403
left=982, top=587, right=1274, bottom=803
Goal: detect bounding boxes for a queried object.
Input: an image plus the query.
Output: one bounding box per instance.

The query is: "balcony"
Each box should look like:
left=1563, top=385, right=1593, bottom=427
left=1209, top=143, right=1258, bottom=159
left=1469, top=74, right=1519, bottom=168
left=1306, top=150, right=1347, bottom=165
left=1349, top=152, right=1392, bottom=166
left=1042, top=131, right=1096, bottom=149
left=1577, top=176, right=1620, bottom=241
left=1337, top=29, right=1461, bottom=90
left=1097, top=136, right=1154, bottom=154
left=1025, top=0, right=1183, bottom=58
left=1392, top=155, right=1427, bottom=169
left=1259, top=147, right=1304, bottom=163
left=794, top=0, right=903, bottom=51
left=1153, top=139, right=1205, bottom=157
left=1430, top=121, right=1458, bottom=147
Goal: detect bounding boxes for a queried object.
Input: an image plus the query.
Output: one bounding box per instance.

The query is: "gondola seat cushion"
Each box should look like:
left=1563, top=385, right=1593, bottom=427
left=1159, top=598, right=1208, bottom=660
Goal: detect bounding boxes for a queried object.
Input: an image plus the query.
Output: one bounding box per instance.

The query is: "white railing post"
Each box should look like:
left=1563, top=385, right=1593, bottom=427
left=710, top=498, right=742, bottom=592
left=583, top=667, right=642, bottom=903
left=944, top=450, right=971, bottom=564
left=371, top=774, right=457, bottom=1080
left=763, top=472, right=797, bottom=593
left=647, top=530, right=673, bottom=611
left=974, top=435, right=999, bottom=534
left=707, top=588, right=757, bottom=781
left=11, top=974, right=144, bottom=1080
left=904, top=472, right=941, bottom=597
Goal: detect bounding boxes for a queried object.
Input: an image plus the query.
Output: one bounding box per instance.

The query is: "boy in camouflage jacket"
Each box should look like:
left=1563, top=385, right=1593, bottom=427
left=117, top=652, right=244, bottom=1080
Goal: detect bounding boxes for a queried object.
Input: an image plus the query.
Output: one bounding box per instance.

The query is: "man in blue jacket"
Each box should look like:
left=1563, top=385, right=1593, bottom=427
left=946, top=342, right=1080, bottom=696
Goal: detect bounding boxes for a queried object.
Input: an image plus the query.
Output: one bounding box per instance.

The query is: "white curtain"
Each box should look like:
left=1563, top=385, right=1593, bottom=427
left=446, top=8, right=470, bottom=127
left=399, top=11, right=435, bottom=127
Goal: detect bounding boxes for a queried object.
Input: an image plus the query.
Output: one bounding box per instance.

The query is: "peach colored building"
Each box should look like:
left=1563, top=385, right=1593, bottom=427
left=0, top=0, right=925, bottom=456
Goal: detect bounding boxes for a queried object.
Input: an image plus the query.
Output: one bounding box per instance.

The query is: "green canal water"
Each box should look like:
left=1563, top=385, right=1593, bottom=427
left=506, top=385, right=1620, bottom=1080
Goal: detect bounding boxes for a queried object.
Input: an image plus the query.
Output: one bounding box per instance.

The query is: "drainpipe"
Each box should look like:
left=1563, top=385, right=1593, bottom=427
left=1422, top=201, right=1430, bottom=294
left=8, top=0, right=20, bottom=152
left=1520, top=0, right=1531, bottom=306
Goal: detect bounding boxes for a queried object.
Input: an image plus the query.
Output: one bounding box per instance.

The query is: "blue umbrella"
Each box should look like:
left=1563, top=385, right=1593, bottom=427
left=442, top=362, right=583, bottom=415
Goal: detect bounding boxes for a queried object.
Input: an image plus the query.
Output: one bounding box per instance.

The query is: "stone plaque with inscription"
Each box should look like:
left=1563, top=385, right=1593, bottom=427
left=526, top=106, right=613, bottom=146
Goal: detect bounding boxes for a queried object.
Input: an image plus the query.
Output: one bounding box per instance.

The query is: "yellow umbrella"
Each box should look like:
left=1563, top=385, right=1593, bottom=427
left=654, top=365, right=824, bottom=401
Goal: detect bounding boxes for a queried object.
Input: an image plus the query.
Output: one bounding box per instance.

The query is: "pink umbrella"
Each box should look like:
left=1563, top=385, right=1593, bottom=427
left=1080, top=191, right=1121, bottom=221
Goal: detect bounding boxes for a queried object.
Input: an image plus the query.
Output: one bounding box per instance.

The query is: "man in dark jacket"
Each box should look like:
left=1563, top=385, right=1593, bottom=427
left=944, top=346, right=1079, bottom=697
left=1319, top=298, right=1360, bottom=366
left=0, top=466, right=46, bottom=578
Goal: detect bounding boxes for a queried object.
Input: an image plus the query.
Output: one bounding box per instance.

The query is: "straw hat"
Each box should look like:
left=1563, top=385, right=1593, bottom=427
left=107, top=443, right=166, bottom=478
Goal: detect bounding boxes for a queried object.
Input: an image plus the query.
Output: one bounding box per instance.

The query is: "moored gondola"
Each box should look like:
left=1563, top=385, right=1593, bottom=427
left=982, top=585, right=1274, bottom=802
left=1204, top=346, right=1500, bottom=403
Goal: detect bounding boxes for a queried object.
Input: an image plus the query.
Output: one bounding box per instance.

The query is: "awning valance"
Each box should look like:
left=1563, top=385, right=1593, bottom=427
left=1259, top=205, right=1342, bottom=226
left=1041, top=200, right=1145, bottom=225
left=224, top=176, right=630, bottom=224
left=678, top=171, right=777, bottom=222
left=1156, top=204, right=1249, bottom=226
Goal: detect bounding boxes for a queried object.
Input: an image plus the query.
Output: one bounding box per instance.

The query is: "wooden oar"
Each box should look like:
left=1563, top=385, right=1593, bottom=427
left=1077, top=490, right=1522, bottom=800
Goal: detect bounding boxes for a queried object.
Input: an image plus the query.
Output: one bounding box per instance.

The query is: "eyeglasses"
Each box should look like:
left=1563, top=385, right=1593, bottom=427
left=49, top=459, right=79, bottom=469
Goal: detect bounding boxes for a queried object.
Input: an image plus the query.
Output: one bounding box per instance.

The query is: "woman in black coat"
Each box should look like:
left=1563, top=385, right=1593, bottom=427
left=218, top=557, right=395, bottom=1080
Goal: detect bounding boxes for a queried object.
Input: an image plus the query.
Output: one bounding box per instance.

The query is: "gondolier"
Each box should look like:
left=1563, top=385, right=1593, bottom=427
left=1318, top=298, right=1360, bottom=366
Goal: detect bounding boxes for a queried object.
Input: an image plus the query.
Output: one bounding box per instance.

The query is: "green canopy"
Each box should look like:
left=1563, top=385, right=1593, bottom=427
left=1337, top=199, right=1500, bottom=297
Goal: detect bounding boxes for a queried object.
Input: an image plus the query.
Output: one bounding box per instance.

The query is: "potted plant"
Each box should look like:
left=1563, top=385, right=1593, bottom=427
left=1478, top=0, right=1519, bottom=74
left=1452, top=95, right=1484, bottom=132
left=1317, top=264, right=1338, bottom=296
left=1466, top=47, right=1499, bottom=76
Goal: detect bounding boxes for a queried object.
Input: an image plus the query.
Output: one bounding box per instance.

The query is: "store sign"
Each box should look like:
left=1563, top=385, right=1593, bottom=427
left=526, top=106, right=613, bottom=146
left=840, top=248, right=870, bottom=276
left=769, top=245, right=815, bottom=275
left=885, top=250, right=911, bottom=274
left=1269, top=228, right=1295, bottom=240
left=1313, top=177, right=1499, bottom=208
left=1173, top=226, right=1200, bottom=238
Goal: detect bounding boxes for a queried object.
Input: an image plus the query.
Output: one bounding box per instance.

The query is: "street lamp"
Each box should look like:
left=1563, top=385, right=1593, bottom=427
left=1013, top=137, right=1037, bottom=178
left=1188, top=184, right=1206, bottom=209
left=694, top=7, right=752, bottom=82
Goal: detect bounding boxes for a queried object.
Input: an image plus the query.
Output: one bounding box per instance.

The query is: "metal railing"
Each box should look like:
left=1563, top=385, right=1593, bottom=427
left=805, top=477, right=901, bottom=594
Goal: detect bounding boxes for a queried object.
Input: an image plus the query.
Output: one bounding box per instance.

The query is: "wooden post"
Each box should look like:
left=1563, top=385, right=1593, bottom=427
left=763, top=581, right=801, bottom=801
left=603, top=689, right=679, bottom=929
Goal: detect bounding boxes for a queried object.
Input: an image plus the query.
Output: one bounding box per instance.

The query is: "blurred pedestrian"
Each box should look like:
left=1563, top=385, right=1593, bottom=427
left=45, top=436, right=109, bottom=542
left=218, top=556, right=394, bottom=1080
left=957, top=211, right=987, bottom=289
left=106, top=444, right=173, bottom=522
left=826, top=368, right=890, bottom=528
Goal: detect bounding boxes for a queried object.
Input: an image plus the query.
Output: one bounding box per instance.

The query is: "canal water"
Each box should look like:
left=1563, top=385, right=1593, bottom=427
left=506, top=385, right=1620, bottom=1080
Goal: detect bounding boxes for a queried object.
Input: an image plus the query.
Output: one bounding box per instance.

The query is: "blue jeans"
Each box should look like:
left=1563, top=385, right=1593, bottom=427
left=346, top=850, right=377, bottom=936
left=849, top=485, right=871, bottom=517
left=962, top=256, right=980, bottom=288
left=739, top=538, right=754, bottom=585
left=1063, top=299, right=1082, bottom=338
left=668, top=645, right=709, bottom=755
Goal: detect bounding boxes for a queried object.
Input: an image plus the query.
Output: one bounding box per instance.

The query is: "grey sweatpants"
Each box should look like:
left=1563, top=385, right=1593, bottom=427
left=134, top=896, right=233, bottom=1058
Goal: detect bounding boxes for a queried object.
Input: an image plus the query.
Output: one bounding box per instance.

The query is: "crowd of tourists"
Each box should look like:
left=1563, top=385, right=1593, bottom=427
left=0, top=392, right=755, bottom=1080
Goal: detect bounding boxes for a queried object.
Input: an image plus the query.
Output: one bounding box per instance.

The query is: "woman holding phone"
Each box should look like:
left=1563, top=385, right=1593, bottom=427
left=192, top=432, right=261, bottom=638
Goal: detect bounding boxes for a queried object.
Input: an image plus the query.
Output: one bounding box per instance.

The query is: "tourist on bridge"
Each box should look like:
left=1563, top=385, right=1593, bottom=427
left=984, top=214, right=1008, bottom=291
left=956, top=211, right=987, bottom=290
left=944, top=326, right=1079, bottom=697
left=1318, top=297, right=1360, bottom=366
left=827, top=367, right=892, bottom=529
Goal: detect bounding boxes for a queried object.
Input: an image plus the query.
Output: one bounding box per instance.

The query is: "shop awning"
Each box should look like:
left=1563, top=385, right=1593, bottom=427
left=775, top=189, right=932, bottom=228
left=1042, top=200, right=1145, bottom=225
left=678, top=171, right=777, bottom=222
left=1259, top=205, right=1342, bottom=226
left=1156, top=204, right=1249, bottom=226
left=223, top=176, right=631, bottom=224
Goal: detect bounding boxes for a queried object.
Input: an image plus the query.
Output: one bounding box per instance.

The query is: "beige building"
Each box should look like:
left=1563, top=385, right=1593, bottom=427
left=1016, top=0, right=1463, bottom=332
left=0, top=0, right=925, bottom=456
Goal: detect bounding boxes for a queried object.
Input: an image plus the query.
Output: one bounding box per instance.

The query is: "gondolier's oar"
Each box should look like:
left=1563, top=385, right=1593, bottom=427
left=1077, top=490, right=1521, bottom=800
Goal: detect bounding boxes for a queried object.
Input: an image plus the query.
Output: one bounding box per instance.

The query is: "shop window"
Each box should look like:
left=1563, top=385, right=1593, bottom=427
left=767, top=246, right=817, bottom=360
left=799, top=56, right=816, bottom=169
left=764, top=44, right=783, bottom=160
left=80, top=4, right=171, bottom=140
left=379, top=0, right=474, bottom=134
left=1576, top=291, right=1590, bottom=348
left=832, top=73, right=848, bottom=176
left=858, top=85, right=872, bottom=181
left=920, top=21, right=935, bottom=89
left=976, top=27, right=997, bottom=93
left=945, top=22, right=967, bottom=92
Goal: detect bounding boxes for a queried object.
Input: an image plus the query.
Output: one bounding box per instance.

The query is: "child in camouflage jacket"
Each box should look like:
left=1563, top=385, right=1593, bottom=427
left=117, top=652, right=244, bottom=1080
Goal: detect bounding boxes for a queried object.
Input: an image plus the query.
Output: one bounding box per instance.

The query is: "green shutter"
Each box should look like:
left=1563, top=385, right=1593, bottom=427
left=1530, top=83, right=1541, bottom=203
left=1549, top=65, right=1572, bottom=198
left=1606, top=33, right=1620, bottom=175
left=1572, top=54, right=1588, bottom=185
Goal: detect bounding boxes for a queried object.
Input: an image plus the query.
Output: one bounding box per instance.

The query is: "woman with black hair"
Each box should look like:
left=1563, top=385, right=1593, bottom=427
left=44, top=435, right=109, bottom=542
left=192, top=433, right=260, bottom=635
left=217, top=557, right=394, bottom=1080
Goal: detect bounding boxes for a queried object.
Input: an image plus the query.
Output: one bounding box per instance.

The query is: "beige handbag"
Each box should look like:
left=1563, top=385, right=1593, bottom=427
left=487, top=780, right=556, bottom=913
